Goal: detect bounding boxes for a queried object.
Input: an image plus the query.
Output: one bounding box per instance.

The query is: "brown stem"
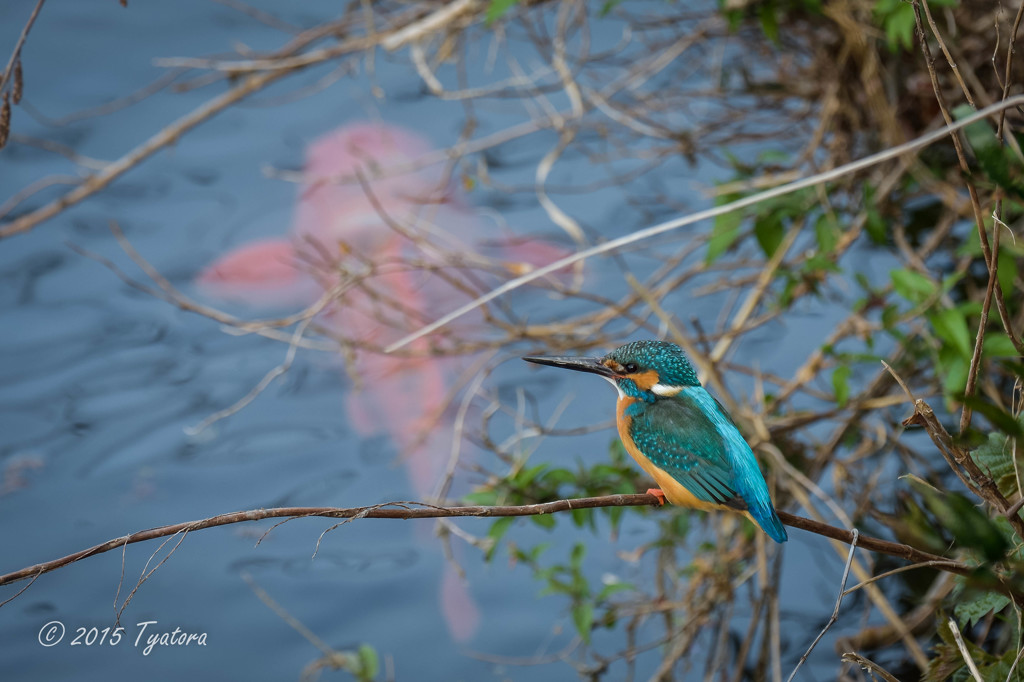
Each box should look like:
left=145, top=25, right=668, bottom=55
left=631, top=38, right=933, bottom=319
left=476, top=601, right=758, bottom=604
left=904, top=399, right=1024, bottom=542
left=0, top=494, right=1006, bottom=598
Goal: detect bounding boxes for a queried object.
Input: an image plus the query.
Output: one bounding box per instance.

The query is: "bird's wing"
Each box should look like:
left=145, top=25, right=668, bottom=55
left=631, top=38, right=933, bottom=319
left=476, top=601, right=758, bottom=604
left=628, top=392, right=746, bottom=509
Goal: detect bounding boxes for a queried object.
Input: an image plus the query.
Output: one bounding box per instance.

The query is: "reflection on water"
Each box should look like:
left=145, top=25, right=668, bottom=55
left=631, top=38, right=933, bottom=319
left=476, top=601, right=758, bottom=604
left=196, top=119, right=578, bottom=641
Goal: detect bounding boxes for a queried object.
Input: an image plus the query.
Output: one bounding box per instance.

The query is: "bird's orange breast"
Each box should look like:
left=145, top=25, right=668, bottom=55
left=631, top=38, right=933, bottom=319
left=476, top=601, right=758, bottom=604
left=615, top=397, right=722, bottom=512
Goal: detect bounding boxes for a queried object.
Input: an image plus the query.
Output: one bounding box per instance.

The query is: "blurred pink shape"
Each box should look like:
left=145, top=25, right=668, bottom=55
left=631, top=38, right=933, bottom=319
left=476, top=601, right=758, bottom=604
left=293, top=123, right=445, bottom=252
left=197, top=238, right=313, bottom=306
left=442, top=560, right=482, bottom=642
left=198, top=123, right=565, bottom=473
left=199, top=121, right=569, bottom=642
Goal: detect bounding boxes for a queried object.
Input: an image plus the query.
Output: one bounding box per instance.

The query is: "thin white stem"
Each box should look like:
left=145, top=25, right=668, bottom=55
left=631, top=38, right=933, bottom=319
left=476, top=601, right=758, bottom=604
left=385, top=95, right=1024, bottom=353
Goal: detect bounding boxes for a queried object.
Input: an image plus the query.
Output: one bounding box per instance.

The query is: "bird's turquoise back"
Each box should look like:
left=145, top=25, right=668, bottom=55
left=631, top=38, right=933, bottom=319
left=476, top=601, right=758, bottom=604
left=625, top=386, right=788, bottom=543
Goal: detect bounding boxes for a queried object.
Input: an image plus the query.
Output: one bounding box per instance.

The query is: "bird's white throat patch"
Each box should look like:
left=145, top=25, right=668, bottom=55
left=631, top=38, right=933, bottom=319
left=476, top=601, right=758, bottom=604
left=651, top=383, right=683, bottom=397
left=604, top=377, right=682, bottom=398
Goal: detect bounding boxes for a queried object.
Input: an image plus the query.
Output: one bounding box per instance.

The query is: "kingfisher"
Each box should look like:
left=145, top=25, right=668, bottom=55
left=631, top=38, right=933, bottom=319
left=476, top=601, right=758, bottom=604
left=523, top=340, right=787, bottom=543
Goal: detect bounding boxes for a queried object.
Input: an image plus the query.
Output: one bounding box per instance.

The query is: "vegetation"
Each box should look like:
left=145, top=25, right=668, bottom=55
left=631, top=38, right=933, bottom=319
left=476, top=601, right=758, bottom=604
left=463, top=1, right=1024, bottom=679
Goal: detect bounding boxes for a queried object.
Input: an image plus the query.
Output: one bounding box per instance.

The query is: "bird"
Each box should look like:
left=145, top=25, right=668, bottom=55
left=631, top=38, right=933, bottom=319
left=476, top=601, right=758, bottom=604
left=523, top=340, right=788, bottom=543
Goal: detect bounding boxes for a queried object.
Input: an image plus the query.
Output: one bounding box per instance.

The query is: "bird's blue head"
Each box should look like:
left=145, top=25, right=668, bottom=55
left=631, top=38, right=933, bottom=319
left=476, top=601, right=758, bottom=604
left=524, top=340, right=700, bottom=402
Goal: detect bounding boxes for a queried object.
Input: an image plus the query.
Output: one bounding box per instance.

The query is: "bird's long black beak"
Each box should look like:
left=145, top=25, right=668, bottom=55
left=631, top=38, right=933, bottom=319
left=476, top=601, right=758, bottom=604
left=522, top=355, right=614, bottom=378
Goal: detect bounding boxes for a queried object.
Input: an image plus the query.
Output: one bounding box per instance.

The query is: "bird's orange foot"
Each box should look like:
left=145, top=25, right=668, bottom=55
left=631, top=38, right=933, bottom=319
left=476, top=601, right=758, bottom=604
left=646, top=488, right=667, bottom=506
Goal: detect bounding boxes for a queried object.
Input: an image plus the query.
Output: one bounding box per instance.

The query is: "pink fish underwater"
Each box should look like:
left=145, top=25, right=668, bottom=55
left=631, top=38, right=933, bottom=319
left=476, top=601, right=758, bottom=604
left=198, top=123, right=447, bottom=308
left=198, top=122, right=572, bottom=641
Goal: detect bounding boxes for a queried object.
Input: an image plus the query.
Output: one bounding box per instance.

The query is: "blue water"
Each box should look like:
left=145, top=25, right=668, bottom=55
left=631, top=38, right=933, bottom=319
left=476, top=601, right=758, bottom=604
left=0, top=1, right=900, bottom=679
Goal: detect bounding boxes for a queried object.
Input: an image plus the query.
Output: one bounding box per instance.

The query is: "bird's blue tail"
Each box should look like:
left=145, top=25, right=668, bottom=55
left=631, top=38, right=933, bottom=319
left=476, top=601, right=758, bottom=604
left=751, top=503, right=788, bottom=543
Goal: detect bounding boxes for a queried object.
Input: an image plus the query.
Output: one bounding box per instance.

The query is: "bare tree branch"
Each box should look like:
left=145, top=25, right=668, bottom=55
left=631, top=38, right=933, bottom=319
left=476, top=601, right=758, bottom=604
left=0, top=493, right=1006, bottom=599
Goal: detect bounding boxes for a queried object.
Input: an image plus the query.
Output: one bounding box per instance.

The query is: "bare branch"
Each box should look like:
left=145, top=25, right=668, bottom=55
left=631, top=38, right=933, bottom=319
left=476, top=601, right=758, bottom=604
left=0, top=494, right=1002, bottom=599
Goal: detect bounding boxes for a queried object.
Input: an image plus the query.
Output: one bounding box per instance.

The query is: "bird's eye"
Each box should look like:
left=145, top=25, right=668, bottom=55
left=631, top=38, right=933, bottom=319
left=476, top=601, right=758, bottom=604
left=624, top=362, right=639, bottom=373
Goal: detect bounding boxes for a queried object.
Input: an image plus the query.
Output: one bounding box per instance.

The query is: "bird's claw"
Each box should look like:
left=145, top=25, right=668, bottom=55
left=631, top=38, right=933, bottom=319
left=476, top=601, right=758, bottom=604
left=646, top=488, right=667, bottom=506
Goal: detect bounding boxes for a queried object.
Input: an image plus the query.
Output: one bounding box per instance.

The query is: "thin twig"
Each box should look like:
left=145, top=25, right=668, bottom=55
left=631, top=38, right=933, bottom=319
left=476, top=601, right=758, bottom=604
left=948, top=617, right=984, bottom=682
left=786, top=529, right=859, bottom=682
left=0, top=0, right=45, bottom=95
left=840, top=653, right=902, bottom=682
left=2, top=68, right=292, bottom=238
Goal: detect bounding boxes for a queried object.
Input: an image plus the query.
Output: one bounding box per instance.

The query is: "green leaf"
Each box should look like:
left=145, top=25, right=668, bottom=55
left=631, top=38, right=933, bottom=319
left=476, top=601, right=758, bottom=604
left=543, top=467, right=576, bottom=486
left=531, top=513, right=556, bottom=530
left=998, top=248, right=1019, bottom=296
left=707, top=208, right=743, bottom=263
left=955, top=590, right=1012, bottom=628
left=757, top=149, right=790, bottom=164
left=814, top=214, right=840, bottom=254
left=570, top=542, right=586, bottom=570
left=888, top=489, right=951, bottom=555
left=832, top=364, right=852, bottom=407
left=754, top=214, right=785, bottom=258
left=874, top=0, right=917, bottom=52
left=959, top=395, right=1024, bottom=438
left=891, top=268, right=937, bottom=305
left=905, top=476, right=1011, bottom=562
left=802, top=254, right=841, bottom=276
left=928, top=307, right=973, bottom=359
left=572, top=602, right=594, bottom=643
left=939, top=350, right=968, bottom=396
left=865, top=209, right=887, bottom=243
left=539, top=576, right=571, bottom=597
left=485, top=0, right=520, bottom=25
left=757, top=2, right=780, bottom=44
left=985, top=333, right=1021, bottom=358
left=881, top=303, right=900, bottom=329
left=514, top=463, right=548, bottom=486
left=1005, top=357, right=1024, bottom=374
left=356, top=644, right=380, bottom=681
left=596, top=581, right=633, bottom=601
left=605, top=506, right=624, bottom=533
left=463, top=490, right=498, bottom=506
left=485, top=517, right=515, bottom=561
left=863, top=184, right=888, bottom=243
left=722, top=4, right=743, bottom=32
left=983, top=650, right=1024, bottom=682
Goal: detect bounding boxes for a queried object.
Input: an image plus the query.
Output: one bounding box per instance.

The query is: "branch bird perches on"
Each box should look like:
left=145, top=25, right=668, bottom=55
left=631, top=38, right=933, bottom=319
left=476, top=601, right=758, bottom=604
left=0, top=492, right=1011, bottom=603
